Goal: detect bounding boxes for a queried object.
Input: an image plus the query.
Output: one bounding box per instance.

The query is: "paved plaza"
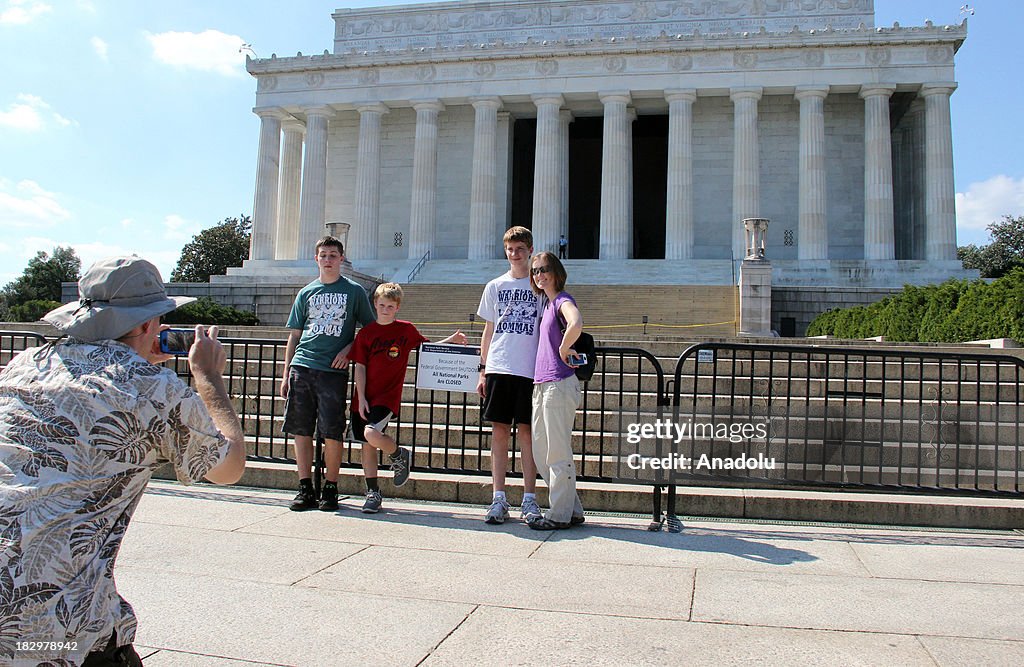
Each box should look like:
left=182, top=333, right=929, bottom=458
left=120, top=481, right=1024, bottom=666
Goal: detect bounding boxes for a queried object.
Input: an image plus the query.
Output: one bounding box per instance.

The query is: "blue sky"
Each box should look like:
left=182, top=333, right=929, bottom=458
left=2, top=0, right=1021, bottom=285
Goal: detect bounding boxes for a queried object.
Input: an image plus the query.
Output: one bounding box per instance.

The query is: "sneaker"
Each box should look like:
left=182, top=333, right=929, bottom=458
left=318, top=486, right=339, bottom=512
left=389, top=447, right=412, bottom=487
left=527, top=515, right=571, bottom=531
left=484, top=498, right=510, bottom=525
left=570, top=513, right=586, bottom=526
left=289, top=486, right=318, bottom=512
left=520, top=497, right=542, bottom=521
left=362, top=490, right=383, bottom=514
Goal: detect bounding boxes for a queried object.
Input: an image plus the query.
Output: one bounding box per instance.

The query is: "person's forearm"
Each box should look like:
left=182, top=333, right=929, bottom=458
left=194, top=370, right=245, bottom=483
left=355, top=363, right=368, bottom=398
left=479, top=322, right=494, bottom=367
left=282, top=335, right=298, bottom=381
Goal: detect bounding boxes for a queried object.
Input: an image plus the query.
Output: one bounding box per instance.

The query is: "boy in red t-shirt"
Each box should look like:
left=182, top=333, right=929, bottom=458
left=350, top=282, right=467, bottom=513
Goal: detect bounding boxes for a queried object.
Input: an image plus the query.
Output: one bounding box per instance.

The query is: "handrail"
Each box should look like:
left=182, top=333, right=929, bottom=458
left=406, top=250, right=430, bottom=283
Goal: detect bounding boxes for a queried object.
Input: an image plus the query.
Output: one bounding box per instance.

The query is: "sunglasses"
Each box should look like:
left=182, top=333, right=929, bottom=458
left=531, top=265, right=553, bottom=276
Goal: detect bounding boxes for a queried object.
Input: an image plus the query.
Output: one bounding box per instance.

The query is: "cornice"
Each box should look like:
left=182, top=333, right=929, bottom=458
left=246, top=21, right=967, bottom=77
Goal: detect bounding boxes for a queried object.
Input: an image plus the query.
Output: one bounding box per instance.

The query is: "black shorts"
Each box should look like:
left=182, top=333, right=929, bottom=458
left=481, top=373, right=534, bottom=426
left=282, top=366, right=349, bottom=440
left=348, top=405, right=394, bottom=442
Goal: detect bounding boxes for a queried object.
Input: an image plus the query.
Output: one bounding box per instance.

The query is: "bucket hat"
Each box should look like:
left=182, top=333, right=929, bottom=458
left=43, top=256, right=195, bottom=342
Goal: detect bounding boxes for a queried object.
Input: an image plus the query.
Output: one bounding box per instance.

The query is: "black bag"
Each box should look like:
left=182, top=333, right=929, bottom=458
left=558, top=312, right=597, bottom=382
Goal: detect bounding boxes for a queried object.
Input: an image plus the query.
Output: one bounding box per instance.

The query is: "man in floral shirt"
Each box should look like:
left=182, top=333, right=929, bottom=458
left=0, top=256, right=246, bottom=666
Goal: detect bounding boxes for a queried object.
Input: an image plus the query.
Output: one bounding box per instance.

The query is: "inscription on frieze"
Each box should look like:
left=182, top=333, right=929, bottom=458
left=333, top=0, right=875, bottom=54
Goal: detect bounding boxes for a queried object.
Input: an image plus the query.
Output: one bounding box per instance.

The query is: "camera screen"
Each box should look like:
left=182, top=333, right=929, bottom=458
left=161, top=329, right=196, bottom=354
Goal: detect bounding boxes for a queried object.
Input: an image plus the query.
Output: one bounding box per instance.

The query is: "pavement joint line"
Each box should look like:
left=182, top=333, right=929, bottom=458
left=686, top=617, right=1024, bottom=643
left=415, top=604, right=480, bottom=667
left=914, top=636, right=943, bottom=667
left=138, top=647, right=290, bottom=666
left=287, top=544, right=373, bottom=587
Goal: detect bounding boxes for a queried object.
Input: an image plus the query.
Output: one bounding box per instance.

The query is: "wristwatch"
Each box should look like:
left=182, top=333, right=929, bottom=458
left=478, top=363, right=486, bottom=371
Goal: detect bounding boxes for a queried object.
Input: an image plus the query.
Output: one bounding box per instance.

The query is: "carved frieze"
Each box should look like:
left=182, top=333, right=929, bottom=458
left=734, top=51, right=757, bottom=69
left=604, top=56, right=627, bottom=73
left=334, top=0, right=874, bottom=54
left=669, top=55, right=693, bottom=71
left=474, top=62, right=496, bottom=78
left=926, top=46, right=954, bottom=64
left=536, top=59, right=559, bottom=75
left=867, top=48, right=891, bottom=66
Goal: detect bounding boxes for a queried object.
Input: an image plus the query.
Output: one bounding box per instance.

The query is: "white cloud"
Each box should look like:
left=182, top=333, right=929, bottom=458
left=90, top=36, right=108, bottom=61
left=0, top=0, right=52, bottom=25
left=162, top=214, right=202, bottom=242
left=956, top=175, right=1024, bottom=244
left=0, top=236, right=179, bottom=287
left=145, top=29, right=247, bottom=77
left=0, top=94, right=75, bottom=131
left=0, top=179, right=72, bottom=229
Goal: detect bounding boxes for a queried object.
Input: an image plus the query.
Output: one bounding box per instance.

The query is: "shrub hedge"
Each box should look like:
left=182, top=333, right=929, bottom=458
left=806, top=268, right=1024, bottom=343
left=162, top=297, right=260, bottom=326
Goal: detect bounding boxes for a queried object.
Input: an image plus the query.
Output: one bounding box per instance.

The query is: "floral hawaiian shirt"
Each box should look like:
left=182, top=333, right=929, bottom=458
left=0, top=339, right=230, bottom=666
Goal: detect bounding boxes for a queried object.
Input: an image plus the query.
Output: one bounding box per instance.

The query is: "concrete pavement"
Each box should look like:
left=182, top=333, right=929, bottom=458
left=118, top=481, right=1024, bottom=666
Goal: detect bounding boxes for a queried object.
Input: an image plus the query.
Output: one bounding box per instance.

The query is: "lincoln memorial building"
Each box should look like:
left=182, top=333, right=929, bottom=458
left=227, top=0, right=978, bottom=333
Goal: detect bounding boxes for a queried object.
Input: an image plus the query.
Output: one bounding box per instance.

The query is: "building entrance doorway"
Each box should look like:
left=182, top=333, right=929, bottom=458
left=510, top=114, right=669, bottom=259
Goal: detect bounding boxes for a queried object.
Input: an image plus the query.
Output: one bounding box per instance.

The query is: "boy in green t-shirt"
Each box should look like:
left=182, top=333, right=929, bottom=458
left=281, top=235, right=375, bottom=512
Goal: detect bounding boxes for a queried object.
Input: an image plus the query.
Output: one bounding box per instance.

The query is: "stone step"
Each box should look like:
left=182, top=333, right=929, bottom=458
left=158, top=461, right=1024, bottom=529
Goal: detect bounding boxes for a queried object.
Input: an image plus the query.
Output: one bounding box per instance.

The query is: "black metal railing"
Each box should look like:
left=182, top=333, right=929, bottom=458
left=5, top=331, right=1021, bottom=531
left=0, top=331, right=48, bottom=368
left=668, top=342, right=1023, bottom=495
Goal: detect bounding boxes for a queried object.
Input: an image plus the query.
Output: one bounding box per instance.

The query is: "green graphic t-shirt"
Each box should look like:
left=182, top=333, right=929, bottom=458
left=286, top=276, right=375, bottom=372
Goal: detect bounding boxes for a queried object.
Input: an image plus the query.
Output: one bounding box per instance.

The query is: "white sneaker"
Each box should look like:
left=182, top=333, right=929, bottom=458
left=519, top=497, right=542, bottom=521
left=484, top=498, right=510, bottom=524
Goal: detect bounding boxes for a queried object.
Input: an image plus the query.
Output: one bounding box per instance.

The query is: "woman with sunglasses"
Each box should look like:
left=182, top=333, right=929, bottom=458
left=526, top=251, right=586, bottom=530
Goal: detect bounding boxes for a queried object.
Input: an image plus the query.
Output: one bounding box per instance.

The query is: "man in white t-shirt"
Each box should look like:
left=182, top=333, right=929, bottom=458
left=476, top=226, right=542, bottom=523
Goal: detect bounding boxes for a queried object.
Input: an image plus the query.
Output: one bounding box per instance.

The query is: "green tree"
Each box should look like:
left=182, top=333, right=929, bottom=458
left=0, top=246, right=81, bottom=320
left=957, top=215, right=1024, bottom=278
left=171, top=215, right=251, bottom=283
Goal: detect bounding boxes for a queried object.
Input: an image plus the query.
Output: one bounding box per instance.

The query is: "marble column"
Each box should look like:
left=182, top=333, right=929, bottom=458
left=468, top=97, right=502, bottom=260
left=251, top=108, right=283, bottom=262
left=665, top=89, right=696, bottom=260
left=920, top=83, right=958, bottom=261
left=275, top=119, right=304, bottom=260
left=408, top=99, right=444, bottom=260
left=599, top=91, right=633, bottom=259
left=559, top=110, right=572, bottom=244
left=351, top=103, right=389, bottom=260
left=532, top=94, right=564, bottom=255
left=796, top=86, right=829, bottom=260
left=731, top=87, right=762, bottom=260
left=861, top=85, right=897, bottom=260
left=297, top=105, right=333, bottom=257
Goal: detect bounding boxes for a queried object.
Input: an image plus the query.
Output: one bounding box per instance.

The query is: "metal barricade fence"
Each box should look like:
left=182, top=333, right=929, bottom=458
left=6, top=331, right=1021, bottom=530
left=667, top=342, right=1023, bottom=495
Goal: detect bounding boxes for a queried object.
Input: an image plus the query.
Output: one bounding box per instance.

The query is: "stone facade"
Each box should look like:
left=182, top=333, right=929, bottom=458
left=235, top=0, right=976, bottom=295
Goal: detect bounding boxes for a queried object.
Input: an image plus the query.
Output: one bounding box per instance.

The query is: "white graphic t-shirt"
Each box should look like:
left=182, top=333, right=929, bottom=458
left=476, top=272, right=541, bottom=379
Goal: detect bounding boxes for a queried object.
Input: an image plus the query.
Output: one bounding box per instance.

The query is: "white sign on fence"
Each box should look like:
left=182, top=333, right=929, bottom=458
left=415, top=343, right=481, bottom=393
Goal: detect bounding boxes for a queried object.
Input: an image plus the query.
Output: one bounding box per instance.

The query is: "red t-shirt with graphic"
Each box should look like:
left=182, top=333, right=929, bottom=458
left=349, top=320, right=428, bottom=415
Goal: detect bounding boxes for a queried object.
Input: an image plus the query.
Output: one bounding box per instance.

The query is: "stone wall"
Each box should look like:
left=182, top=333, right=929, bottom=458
left=772, top=286, right=899, bottom=337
